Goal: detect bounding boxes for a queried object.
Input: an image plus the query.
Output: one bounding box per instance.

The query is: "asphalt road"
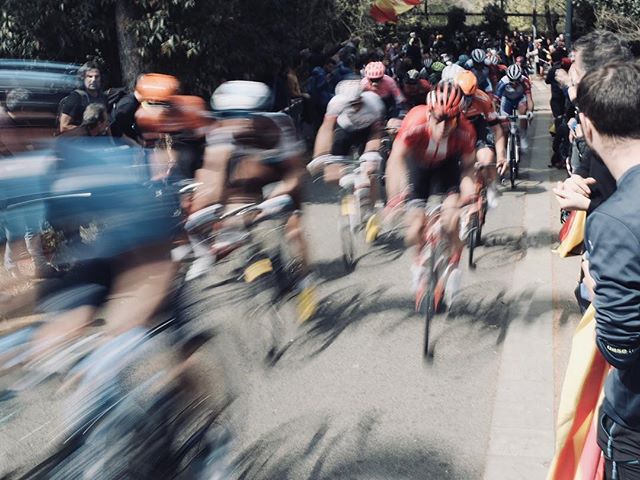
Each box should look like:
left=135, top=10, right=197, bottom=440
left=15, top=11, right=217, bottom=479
left=0, top=80, right=582, bottom=479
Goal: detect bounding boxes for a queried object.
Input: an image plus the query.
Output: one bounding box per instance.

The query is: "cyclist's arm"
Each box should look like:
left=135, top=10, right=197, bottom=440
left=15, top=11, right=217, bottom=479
left=494, top=80, right=506, bottom=99
left=268, top=155, right=305, bottom=200
left=312, top=115, right=337, bottom=158
left=492, top=122, right=506, bottom=164
left=526, top=93, right=534, bottom=112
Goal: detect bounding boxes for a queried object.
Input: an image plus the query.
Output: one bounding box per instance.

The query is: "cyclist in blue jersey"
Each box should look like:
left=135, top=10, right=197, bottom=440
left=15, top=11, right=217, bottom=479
left=495, top=64, right=534, bottom=150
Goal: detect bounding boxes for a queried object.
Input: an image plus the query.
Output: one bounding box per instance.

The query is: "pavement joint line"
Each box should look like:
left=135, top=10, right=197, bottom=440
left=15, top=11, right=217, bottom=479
left=483, top=81, right=555, bottom=479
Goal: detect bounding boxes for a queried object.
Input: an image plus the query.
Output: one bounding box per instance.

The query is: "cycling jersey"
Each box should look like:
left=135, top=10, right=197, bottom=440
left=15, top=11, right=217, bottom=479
left=462, top=90, right=499, bottom=124
left=402, top=79, right=432, bottom=108
left=397, top=105, right=476, bottom=167
left=495, top=76, right=531, bottom=103
left=326, top=91, right=385, bottom=132
left=360, top=75, right=406, bottom=105
left=471, top=65, right=493, bottom=93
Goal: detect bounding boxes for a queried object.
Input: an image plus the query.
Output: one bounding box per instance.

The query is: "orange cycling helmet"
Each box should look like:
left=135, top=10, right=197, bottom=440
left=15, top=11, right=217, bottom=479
left=426, top=81, right=464, bottom=119
left=135, top=73, right=180, bottom=103
left=364, top=61, right=385, bottom=80
left=454, top=70, right=478, bottom=96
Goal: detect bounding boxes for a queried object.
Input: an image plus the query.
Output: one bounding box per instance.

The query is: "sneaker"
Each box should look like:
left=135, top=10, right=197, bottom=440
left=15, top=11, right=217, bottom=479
left=520, top=135, right=529, bottom=151
left=185, top=254, right=215, bottom=281
left=486, top=183, right=500, bottom=209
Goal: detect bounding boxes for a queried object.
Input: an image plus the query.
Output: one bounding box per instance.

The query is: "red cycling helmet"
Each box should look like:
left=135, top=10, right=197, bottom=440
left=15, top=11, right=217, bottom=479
left=365, top=61, right=385, bottom=80
left=426, top=81, right=464, bottom=119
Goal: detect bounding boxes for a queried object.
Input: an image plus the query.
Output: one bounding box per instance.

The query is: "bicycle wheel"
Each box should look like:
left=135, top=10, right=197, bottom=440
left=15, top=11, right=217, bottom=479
left=508, top=133, right=517, bottom=190
left=422, top=246, right=439, bottom=358
left=468, top=211, right=479, bottom=269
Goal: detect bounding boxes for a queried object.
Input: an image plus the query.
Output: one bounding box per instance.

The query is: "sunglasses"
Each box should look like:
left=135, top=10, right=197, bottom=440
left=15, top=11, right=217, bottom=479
left=433, top=113, right=458, bottom=123
left=370, top=77, right=383, bottom=84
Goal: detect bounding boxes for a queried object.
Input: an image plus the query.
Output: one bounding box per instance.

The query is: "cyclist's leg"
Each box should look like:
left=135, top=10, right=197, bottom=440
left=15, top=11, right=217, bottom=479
left=431, top=159, right=465, bottom=259
left=405, top=155, right=430, bottom=247
left=325, top=125, right=354, bottom=183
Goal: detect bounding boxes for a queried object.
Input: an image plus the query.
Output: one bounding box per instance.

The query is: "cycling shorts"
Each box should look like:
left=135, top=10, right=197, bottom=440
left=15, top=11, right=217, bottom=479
left=407, top=156, right=461, bottom=202
left=500, top=96, right=527, bottom=117
left=331, top=125, right=372, bottom=156
left=470, top=116, right=495, bottom=150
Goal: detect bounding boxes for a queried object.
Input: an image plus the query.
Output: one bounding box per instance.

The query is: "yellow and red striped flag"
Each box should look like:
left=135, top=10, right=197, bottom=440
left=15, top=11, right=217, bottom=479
left=370, top=0, right=422, bottom=23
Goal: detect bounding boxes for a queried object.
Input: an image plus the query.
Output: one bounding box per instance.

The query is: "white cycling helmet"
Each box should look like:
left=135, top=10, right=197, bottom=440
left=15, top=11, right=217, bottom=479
left=471, top=48, right=486, bottom=64
left=210, top=80, right=272, bottom=112
left=441, top=63, right=465, bottom=83
left=506, top=64, right=523, bottom=81
left=335, top=79, right=363, bottom=104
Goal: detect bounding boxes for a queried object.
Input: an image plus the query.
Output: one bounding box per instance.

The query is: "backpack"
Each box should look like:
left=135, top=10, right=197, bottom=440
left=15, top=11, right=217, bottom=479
left=56, top=89, right=90, bottom=132
left=105, top=87, right=128, bottom=115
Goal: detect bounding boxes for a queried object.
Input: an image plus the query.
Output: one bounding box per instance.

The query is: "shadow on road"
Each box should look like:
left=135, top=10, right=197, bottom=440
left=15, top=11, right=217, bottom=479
left=296, top=285, right=413, bottom=358
left=231, top=412, right=473, bottom=480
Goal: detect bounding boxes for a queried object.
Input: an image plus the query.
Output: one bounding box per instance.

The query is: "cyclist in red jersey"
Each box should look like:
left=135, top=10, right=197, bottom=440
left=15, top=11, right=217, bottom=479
left=455, top=70, right=506, bottom=205
left=386, top=82, right=476, bottom=289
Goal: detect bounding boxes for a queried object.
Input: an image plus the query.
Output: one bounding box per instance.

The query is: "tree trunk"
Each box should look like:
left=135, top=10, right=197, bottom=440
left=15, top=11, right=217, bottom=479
left=115, top=0, right=145, bottom=88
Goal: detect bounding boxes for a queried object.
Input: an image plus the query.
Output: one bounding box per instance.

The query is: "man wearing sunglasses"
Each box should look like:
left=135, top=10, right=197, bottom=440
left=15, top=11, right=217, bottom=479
left=495, top=64, right=534, bottom=150
left=386, top=82, right=477, bottom=299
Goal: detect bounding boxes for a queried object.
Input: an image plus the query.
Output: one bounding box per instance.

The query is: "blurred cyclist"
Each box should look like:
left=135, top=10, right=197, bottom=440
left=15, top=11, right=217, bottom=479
left=361, top=61, right=407, bottom=119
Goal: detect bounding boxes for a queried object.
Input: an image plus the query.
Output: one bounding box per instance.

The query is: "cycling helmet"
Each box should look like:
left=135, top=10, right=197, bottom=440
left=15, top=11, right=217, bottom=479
left=135, top=73, right=180, bottom=103
left=423, top=57, right=434, bottom=70
left=431, top=61, right=446, bottom=73
left=506, top=64, right=522, bottom=81
left=364, top=61, right=385, bottom=80
left=426, top=82, right=464, bottom=119
left=488, top=53, right=500, bottom=66
left=471, top=49, right=486, bottom=64
left=455, top=70, right=478, bottom=96
left=335, top=79, right=363, bottom=103
left=405, top=69, right=420, bottom=84
left=441, top=63, right=465, bottom=83
left=210, top=80, right=272, bottom=112
left=457, top=54, right=470, bottom=66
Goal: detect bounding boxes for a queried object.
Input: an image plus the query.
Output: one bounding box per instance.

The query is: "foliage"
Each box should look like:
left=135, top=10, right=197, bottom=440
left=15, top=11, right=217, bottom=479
left=446, top=6, right=467, bottom=34
left=481, top=3, right=509, bottom=36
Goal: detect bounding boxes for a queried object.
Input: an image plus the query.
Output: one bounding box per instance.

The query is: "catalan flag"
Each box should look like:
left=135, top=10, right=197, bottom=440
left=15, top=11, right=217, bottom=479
left=370, top=0, right=422, bottom=23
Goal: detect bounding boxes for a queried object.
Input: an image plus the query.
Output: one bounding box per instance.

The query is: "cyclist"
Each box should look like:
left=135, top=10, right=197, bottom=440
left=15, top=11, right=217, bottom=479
left=455, top=70, right=506, bottom=207
left=428, top=61, right=446, bottom=86
left=470, top=49, right=493, bottom=93
left=401, top=69, right=432, bottom=108
left=308, top=79, right=385, bottom=241
left=487, top=53, right=507, bottom=92
left=189, top=80, right=316, bottom=321
left=385, top=82, right=476, bottom=301
left=495, top=63, right=534, bottom=150
left=361, top=61, right=407, bottom=119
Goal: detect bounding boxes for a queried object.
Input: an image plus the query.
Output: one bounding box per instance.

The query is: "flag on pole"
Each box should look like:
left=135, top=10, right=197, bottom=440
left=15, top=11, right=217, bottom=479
left=370, top=0, right=422, bottom=23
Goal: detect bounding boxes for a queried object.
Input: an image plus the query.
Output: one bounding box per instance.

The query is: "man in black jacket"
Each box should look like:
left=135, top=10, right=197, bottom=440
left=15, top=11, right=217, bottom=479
left=553, top=31, right=632, bottom=214
left=578, top=60, right=640, bottom=480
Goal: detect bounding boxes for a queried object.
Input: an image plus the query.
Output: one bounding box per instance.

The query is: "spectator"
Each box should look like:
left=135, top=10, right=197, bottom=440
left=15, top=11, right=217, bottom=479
left=59, top=61, right=108, bottom=133
left=577, top=60, right=640, bottom=480
left=546, top=56, right=572, bottom=168
left=0, top=88, right=54, bottom=156
left=110, top=78, right=142, bottom=143
left=60, top=103, right=111, bottom=138
left=307, top=58, right=335, bottom=131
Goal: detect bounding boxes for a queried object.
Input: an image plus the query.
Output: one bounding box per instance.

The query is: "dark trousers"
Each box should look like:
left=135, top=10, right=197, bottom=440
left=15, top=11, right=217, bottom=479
left=598, top=408, right=640, bottom=479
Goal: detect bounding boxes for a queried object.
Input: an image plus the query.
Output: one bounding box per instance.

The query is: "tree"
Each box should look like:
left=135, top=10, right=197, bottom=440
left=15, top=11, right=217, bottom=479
left=482, top=3, right=509, bottom=38
left=446, top=6, right=466, bottom=34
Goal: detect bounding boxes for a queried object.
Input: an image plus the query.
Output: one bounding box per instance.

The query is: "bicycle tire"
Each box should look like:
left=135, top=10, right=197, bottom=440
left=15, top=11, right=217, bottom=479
left=468, top=212, right=479, bottom=269
left=508, top=134, right=516, bottom=190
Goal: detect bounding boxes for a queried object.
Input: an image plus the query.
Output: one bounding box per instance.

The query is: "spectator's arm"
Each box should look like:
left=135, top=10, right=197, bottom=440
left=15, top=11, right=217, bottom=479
left=589, top=212, right=640, bottom=369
